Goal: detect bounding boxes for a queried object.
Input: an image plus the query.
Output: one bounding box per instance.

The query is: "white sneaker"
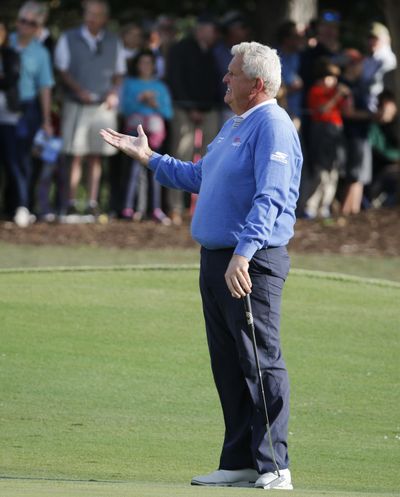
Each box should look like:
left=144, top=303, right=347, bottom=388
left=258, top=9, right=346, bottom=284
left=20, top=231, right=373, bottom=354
left=191, top=468, right=259, bottom=487
left=255, top=468, right=293, bottom=490
left=14, top=206, right=36, bottom=228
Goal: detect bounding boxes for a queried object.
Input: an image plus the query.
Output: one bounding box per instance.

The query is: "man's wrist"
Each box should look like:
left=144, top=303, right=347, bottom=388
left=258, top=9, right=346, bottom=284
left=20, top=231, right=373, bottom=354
left=140, top=147, right=154, bottom=166
left=232, top=254, right=249, bottom=262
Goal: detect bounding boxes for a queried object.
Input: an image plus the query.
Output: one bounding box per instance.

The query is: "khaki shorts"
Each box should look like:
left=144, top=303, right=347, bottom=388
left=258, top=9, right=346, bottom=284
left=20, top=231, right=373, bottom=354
left=61, top=100, right=118, bottom=156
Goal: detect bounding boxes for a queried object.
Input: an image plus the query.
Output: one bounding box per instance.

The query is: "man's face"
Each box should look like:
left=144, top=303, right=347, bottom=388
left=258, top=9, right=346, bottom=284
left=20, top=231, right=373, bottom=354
left=317, top=21, right=339, bottom=44
left=16, top=9, right=40, bottom=39
left=137, top=55, right=154, bottom=78
left=223, top=54, right=256, bottom=115
left=84, top=2, right=108, bottom=35
left=379, top=99, right=397, bottom=123
left=228, top=23, right=250, bottom=45
left=195, top=23, right=217, bottom=49
left=367, top=35, right=380, bottom=54
left=123, top=26, right=143, bottom=49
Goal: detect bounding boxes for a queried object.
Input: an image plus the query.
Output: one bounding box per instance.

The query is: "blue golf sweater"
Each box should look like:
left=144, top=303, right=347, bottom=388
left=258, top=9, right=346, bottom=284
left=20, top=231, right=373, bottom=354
left=148, top=102, right=303, bottom=260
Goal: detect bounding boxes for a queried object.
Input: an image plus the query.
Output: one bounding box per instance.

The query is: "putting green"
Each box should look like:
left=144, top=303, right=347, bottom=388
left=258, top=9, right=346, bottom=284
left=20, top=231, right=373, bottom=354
left=0, top=479, right=398, bottom=497
left=1, top=267, right=399, bottom=496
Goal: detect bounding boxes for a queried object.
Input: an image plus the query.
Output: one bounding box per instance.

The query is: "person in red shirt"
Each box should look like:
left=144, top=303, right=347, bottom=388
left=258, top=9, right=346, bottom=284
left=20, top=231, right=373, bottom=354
left=304, top=58, right=350, bottom=218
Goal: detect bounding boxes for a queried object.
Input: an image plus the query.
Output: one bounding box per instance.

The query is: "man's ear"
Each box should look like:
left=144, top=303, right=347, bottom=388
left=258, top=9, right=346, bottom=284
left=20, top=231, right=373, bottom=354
left=252, top=77, right=264, bottom=94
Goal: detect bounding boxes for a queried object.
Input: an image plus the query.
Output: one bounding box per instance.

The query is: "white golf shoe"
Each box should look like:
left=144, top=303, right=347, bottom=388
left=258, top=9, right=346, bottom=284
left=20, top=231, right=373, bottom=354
left=191, top=468, right=259, bottom=487
left=255, top=468, right=293, bottom=490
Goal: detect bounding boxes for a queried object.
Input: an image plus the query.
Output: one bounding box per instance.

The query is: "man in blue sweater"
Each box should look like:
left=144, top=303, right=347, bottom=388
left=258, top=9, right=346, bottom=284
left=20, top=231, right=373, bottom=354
left=101, top=41, right=303, bottom=490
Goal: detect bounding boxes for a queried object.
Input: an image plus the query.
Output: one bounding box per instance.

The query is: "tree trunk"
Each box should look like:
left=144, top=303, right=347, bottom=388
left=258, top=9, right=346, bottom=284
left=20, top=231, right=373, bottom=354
left=254, top=0, right=317, bottom=45
left=288, top=0, right=318, bottom=29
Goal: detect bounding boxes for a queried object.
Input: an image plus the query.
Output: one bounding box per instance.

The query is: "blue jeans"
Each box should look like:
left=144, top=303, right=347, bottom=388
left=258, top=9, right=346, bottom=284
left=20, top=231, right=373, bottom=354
left=125, top=159, right=163, bottom=213
left=15, top=99, right=42, bottom=208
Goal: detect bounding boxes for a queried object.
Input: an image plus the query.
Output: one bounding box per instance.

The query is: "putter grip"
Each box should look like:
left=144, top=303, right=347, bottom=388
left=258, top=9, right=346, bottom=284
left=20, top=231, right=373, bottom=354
left=243, top=293, right=254, bottom=326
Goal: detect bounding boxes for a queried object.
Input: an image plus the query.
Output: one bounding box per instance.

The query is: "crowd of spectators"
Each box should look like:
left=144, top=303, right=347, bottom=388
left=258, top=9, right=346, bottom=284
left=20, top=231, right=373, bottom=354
left=0, top=0, right=399, bottom=228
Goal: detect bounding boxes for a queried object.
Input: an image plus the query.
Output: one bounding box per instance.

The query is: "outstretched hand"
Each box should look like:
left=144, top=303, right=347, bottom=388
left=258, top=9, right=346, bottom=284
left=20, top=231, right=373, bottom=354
left=100, top=125, right=153, bottom=165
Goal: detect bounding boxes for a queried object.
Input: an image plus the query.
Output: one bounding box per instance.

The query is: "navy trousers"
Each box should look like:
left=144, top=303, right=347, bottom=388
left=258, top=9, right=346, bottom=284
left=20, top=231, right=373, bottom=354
left=199, top=246, right=290, bottom=474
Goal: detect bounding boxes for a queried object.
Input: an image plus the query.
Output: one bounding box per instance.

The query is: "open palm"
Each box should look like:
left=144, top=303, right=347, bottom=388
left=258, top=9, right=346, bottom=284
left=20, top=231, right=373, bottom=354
left=100, top=125, right=150, bottom=162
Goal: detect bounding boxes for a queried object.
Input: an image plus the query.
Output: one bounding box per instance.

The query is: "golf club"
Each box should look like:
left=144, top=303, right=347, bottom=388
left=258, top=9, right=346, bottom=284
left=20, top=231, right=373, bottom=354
left=243, top=293, right=285, bottom=488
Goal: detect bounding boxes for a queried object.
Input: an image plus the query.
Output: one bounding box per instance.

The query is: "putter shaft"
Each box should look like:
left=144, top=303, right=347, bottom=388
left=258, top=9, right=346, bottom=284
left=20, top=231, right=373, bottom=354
left=243, top=293, right=281, bottom=478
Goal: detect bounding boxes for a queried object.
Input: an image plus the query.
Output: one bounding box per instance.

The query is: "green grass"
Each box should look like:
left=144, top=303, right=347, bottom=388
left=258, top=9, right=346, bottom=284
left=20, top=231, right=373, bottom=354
left=0, top=480, right=398, bottom=497
left=0, top=242, right=200, bottom=267
left=1, top=242, right=400, bottom=282
left=0, top=268, right=399, bottom=497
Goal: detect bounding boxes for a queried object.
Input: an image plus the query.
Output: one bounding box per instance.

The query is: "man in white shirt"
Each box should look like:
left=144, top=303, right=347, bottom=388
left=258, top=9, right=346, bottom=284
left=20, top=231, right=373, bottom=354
left=54, top=0, right=126, bottom=216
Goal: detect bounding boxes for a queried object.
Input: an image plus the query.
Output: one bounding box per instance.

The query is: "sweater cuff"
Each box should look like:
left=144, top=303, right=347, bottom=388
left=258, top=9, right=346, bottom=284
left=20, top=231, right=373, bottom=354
left=148, top=152, right=162, bottom=172
left=234, top=239, right=260, bottom=261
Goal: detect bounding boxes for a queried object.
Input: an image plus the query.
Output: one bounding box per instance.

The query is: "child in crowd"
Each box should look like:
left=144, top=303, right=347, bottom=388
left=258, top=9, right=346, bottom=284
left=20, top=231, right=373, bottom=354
left=32, top=108, right=66, bottom=221
left=304, top=58, right=349, bottom=218
left=120, top=49, right=172, bottom=224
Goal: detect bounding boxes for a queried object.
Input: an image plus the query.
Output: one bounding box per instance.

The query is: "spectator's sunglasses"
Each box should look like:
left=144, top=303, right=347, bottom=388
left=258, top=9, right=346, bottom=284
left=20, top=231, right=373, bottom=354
left=18, top=17, right=39, bottom=28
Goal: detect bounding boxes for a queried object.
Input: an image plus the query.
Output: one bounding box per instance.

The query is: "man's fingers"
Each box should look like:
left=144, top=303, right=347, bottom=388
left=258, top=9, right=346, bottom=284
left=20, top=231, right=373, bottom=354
left=225, top=274, right=249, bottom=298
left=236, top=269, right=252, bottom=294
left=105, top=128, right=124, bottom=138
left=231, top=276, right=247, bottom=297
left=224, top=254, right=252, bottom=299
left=100, top=129, right=115, bottom=139
left=100, top=129, right=120, bottom=148
left=226, top=277, right=242, bottom=299
left=229, top=269, right=252, bottom=294
left=99, top=130, right=112, bottom=143
left=243, top=269, right=252, bottom=289
left=137, top=124, right=146, bottom=137
left=100, top=131, right=117, bottom=145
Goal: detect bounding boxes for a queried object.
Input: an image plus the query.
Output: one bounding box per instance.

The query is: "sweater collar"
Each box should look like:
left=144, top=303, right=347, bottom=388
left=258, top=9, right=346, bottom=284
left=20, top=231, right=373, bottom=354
left=237, top=99, right=277, bottom=120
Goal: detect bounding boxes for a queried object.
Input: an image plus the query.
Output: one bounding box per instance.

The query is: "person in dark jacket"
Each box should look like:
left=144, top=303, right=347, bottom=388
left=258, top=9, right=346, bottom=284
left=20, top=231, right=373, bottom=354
left=0, top=21, right=22, bottom=218
left=165, top=14, right=220, bottom=225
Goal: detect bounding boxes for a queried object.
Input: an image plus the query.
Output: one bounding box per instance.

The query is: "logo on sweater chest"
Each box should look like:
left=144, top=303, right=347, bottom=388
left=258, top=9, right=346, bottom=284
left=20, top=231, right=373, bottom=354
left=232, top=136, right=242, bottom=147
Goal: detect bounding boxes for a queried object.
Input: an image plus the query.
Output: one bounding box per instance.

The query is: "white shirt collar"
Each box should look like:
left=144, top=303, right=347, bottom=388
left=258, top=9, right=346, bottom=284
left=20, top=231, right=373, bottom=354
left=37, top=27, right=50, bottom=44
left=238, top=99, right=277, bottom=120
left=81, top=25, right=105, bottom=51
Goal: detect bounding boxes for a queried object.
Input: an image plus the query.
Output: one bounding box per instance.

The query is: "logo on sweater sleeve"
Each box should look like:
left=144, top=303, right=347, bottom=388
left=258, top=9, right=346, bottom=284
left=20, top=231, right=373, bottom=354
left=270, top=151, right=289, bottom=164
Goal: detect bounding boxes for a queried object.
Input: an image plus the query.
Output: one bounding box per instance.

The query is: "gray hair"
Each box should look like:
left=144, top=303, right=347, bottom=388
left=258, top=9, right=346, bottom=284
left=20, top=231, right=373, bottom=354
left=83, top=0, right=110, bottom=17
left=19, top=1, right=48, bottom=25
left=231, top=41, right=281, bottom=98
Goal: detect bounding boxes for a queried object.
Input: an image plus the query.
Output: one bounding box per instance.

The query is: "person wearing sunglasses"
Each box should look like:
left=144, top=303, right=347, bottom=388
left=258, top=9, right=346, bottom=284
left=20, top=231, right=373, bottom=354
left=7, top=1, right=54, bottom=227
